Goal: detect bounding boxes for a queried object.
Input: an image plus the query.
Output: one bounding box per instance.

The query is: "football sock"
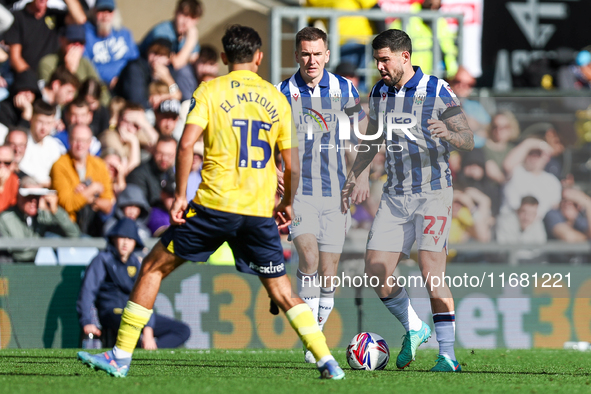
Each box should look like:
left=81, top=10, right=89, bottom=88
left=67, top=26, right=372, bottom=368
left=297, top=269, right=320, bottom=318
left=433, top=311, right=456, bottom=360
left=286, top=303, right=333, bottom=363
left=381, top=287, right=423, bottom=332
left=114, top=300, right=153, bottom=356
left=318, top=286, right=335, bottom=331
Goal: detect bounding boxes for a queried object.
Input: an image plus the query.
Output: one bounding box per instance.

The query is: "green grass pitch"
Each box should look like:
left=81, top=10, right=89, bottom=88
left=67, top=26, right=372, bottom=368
left=0, top=348, right=589, bottom=394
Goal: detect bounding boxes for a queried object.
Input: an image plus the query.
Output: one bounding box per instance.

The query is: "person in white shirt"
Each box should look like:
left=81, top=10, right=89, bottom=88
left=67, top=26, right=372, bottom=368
left=19, top=100, right=63, bottom=187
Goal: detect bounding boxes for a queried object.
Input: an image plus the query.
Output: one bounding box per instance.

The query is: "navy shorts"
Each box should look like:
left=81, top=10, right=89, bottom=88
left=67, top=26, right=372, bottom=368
left=160, top=202, right=286, bottom=278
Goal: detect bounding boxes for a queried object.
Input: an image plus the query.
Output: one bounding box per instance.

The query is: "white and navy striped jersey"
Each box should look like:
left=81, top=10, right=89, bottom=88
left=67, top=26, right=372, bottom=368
left=277, top=70, right=365, bottom=198
left=368, top=66, right=460, bottom=195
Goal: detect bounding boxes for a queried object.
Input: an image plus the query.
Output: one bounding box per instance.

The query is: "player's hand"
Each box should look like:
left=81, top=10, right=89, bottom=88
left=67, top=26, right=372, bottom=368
left=341, top=174, right=356, bottom=214
left=170, top=195, right=188, bottom=225
left=276, top=167, right=285, bottom=196
left=350, top=170, right=370, bottom=205
left=64, top=44, right=84, bottom=74
left=142, top=327, right=158, bottom=350
left=274, top=199, right=292, bottom=230
left=428, top=119, right=451, bottom=141
left=83, top=324, right=102, bottom=337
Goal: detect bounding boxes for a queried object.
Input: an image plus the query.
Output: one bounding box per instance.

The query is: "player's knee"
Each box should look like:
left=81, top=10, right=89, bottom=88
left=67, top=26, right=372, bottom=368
left=178, top=322, right=191, bottom=344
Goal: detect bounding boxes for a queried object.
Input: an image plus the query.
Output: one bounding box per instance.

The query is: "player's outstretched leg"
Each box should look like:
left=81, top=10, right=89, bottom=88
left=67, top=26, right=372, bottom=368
left=260, top=275, right=345, bottom=380
left=430, top=311, right=461, bottom=372
left=77, top=242, right=185, bottom=377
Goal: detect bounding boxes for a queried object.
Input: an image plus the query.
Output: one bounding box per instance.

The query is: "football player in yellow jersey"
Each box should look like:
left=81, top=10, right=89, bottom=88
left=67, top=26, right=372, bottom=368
left=77, top=25, right=345, bottom=380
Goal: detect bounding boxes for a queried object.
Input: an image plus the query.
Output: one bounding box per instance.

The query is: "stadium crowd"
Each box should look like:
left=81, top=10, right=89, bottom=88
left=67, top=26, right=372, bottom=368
left=0, top=0, right=588, bottom=265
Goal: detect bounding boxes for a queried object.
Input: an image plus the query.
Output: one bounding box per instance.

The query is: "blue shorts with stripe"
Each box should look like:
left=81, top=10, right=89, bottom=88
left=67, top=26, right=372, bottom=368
left=160, top=202, right=286, bottom=278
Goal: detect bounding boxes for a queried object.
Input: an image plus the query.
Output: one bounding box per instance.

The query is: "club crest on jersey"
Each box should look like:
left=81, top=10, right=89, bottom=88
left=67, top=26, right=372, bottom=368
left=414, top=92, right=426, bottom=106
left=292, top=93, right=299, bottom=102
left=329, top=89, right=341, bottom=102
left=381, top=92, right=387, bottom=100
left=127, top=266, right=137, bottom=277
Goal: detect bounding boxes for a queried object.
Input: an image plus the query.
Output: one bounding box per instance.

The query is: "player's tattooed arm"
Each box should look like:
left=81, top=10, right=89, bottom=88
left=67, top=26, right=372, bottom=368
left=428, top=111, right=474, bottom=151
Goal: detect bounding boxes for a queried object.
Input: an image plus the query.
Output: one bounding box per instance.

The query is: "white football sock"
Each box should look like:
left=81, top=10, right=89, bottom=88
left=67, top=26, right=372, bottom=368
left=112, top=346, right=132, bottom=360
left=316, top=355, right=335, bottom=368
left=318, top=286, right=335, bottom=331
left=433, top=311, right=456, bottom=360
left=381, top=287, right=423, bottom=332
left=297, top=269, right=320, bottom=317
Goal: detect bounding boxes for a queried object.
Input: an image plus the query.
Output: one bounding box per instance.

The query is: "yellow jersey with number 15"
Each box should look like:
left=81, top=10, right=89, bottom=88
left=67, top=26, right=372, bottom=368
left=186, top=70, right=295, bottom=218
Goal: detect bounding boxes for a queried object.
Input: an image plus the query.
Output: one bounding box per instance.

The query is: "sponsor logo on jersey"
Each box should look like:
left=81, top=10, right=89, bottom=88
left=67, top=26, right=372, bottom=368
left=292, top=93, right=299, bottom=101
left=231, top=80, right=241, bottom=88
left=248, top=261, right=285, bottom=275
left=189, top=97, right=196, bottom=113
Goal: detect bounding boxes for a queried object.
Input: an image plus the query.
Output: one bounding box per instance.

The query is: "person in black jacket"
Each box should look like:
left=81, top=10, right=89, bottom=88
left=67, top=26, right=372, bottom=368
left=77, top=217, right=190, bottom=349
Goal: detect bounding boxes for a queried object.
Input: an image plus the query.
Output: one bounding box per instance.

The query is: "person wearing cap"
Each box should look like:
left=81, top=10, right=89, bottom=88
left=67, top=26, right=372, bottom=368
left=155, top=99, right=180, bottom=138
left=83, top=0, right=139, bottom=89
left=39, top=24, right=110, bottom=105
left=0, top=176, right=81, bottom=262
left=114, top=39, right=182, bottom=110
left=50, top=124, right=114, bottom=235
left=139, top=0, right=202, bottom=101
left=0, top=68, right=41, bottom=128
left=3, top=0, right=87, bottom=75
left=0, top=145, right=19, bottom=212
left=77, top=217, right=190, bottom=349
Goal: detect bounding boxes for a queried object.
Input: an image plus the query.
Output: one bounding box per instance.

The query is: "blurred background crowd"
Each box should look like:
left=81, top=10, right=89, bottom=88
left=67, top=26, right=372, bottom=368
left=0, top=0, right=589, bottom=265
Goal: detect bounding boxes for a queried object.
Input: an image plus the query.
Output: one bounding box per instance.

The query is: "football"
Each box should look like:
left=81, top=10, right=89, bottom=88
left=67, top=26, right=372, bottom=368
left=346, top=332, right=390, bottom=370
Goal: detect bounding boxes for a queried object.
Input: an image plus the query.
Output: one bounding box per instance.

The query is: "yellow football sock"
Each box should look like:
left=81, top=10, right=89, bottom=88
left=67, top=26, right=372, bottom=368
left=115, top=301, right=153, bottom=354
left=286, top=303, right=331, bottom=361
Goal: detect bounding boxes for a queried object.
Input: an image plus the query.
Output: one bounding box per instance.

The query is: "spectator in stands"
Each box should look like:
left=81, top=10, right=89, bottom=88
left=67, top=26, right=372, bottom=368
left=496, top=196, right=546, bottom=245
left=114, top=39, right=182, bottom=110
left=140, top=0, right=201, bottom=101
left=381, top=0, right=458, bottom=78
left=334, top=61, right=359, bottom=89
left=558, top=47, right=591, bottom=91
left=0, top=176, right=80, bottom=262
left=126, top=136, right=176, bottom=210
left=41, top=66, right=80, bottom=120
left=449, top=187, right=493, bottom=243
left=455, top=148, right=502, bottom=216
left=155, top=99, right=180, bottom=138
left=0, top=68, right=41, bottom=128
left=185, top=140, right=203, bottom=201
left=19, top=100, right=62, bottom=187
left=101, top=148, right=127, bottom=196
left=50, top=124, right=114, bottom=235
left=84, top=0, right=139, bottom=89
left=77, top=217, right=190, bottom=349
left=5, top=128, right=29, bottom=179
left=148, top=80, right=176, bottom=111
left=544, top=187, right=591, bottom=242
left=98, top=102, right=156, bottom=173
left=0, top=145, right=19, bottom=212
left=483, top=111, right=520, bottom=186
left=147, top=168, right=174, bottom=236
left=194, top=44, right=219, bottom=84
left=520, top=122, right=570, bottom=181
left=53, top=97, right=102, bottom=156
left=448, top=66, right=491, bottom=148
left=78, top=77, right=110, bottom=133
left=3, top=0, right=86, bottom=75
left=103, top=184, right=151, bottom=242
left=502, top=137, right=561, bottom=219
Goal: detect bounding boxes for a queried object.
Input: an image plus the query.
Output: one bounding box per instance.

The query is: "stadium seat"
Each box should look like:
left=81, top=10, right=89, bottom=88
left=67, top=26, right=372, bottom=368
left=57, top=247, right=100, bottom=266
left=34, top=247, right=58, bottom=265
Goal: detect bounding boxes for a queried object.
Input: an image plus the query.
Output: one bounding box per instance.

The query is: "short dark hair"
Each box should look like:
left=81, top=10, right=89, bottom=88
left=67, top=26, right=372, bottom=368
left=157, top=135, right=178, bottom=146
left=295, top=27, right=327, bottom=50
left=222, top=25, right=262, bottom=64
left=67, top=96, right=90, bottom=113
left=49, top=66, right=80, bottom=89
left=198, top=44, right=218, bottom=64
left=32, top=99, right=56, bottom=117
left=521, top=196, right=539, bottom=206
left=372, top=29, right=412, bottom=55
left=176, top=0, right=203, bottom=18
left=78, top=77, right=102, bottom=102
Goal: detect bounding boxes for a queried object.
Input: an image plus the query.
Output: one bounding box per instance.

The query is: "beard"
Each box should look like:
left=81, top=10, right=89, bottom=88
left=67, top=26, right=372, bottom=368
left=381, top=68, right=403, bottom=87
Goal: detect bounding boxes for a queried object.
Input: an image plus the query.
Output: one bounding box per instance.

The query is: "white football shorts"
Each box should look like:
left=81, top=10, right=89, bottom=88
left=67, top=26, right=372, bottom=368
left=367, top=187, right=453, bottom=256
left=291, top=195, right=351, bottom=253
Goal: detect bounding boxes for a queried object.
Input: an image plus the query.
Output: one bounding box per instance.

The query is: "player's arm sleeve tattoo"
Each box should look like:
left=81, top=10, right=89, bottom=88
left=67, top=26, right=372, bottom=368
left=440, top=107, right=474, bottom=151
